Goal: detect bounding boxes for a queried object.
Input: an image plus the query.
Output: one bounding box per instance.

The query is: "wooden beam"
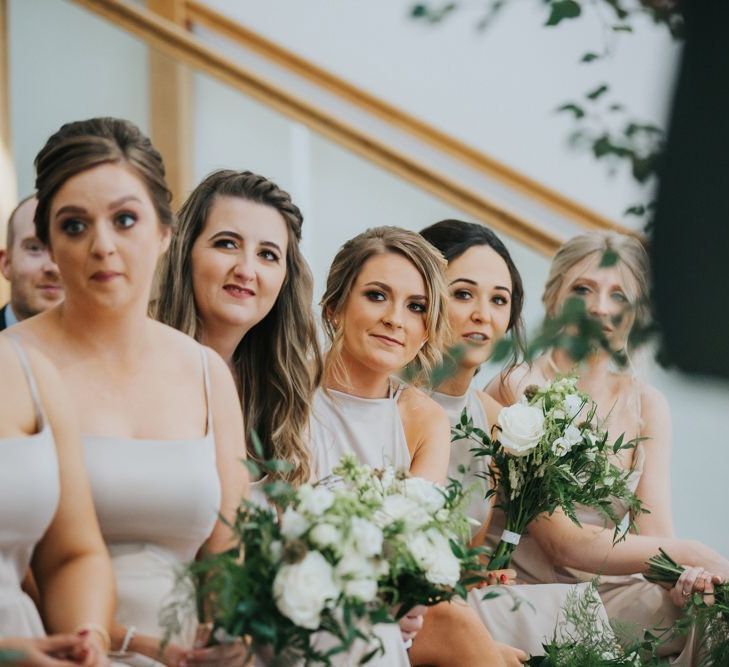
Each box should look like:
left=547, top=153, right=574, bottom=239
left=0, top=0, right=16, bottom=302
left=70, top=0, right=563, bottom=255
left=147, top=0, right=192, bottom=210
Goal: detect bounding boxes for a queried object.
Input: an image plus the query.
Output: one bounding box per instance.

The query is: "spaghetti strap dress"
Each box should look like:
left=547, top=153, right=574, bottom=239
left=306, top=384, right=412, bottom=667
left=83, top=345, right=221, bottom=661
left=0, top=337, right=59, bottom=636
left=432, top=387, right=613, bottom=656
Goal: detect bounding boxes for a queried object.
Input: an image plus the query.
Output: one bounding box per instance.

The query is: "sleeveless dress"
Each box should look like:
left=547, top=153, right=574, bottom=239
left=83, top=346, right=221, bottom=658
left=432, top=388, right=613, bottom=656
left=0, top=338, right=60, bottom=636
left=306, top=385, right=412, bottom=667
left=487, top=363, right=697, bottom=664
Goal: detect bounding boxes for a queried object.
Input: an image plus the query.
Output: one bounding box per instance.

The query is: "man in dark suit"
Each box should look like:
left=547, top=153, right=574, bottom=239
left=0, top=195, right=63, bottom=330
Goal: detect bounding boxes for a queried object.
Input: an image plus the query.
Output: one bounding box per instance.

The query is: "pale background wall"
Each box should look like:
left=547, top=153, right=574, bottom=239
left=7, top=0, right=728, bottom=555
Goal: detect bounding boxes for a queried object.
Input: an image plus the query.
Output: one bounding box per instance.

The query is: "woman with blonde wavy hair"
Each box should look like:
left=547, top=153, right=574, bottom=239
left=313, top=226, right=527, bottom=667
left=486, top=231, right=729, bottom=664
left=155, top=169, right=322, bottom=487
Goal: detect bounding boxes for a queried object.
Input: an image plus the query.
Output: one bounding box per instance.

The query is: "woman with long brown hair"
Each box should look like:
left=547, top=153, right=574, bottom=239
left=155, top=169, right=321, bottom=488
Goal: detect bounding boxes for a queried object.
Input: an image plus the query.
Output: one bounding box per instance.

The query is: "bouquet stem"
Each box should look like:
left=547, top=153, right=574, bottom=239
left=487, top=539, right=517, bottom=571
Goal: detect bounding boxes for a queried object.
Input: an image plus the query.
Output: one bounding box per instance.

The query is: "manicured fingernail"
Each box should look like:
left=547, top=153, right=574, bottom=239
left=78, top=630, right=89, bottom=636
left=500, top=574, right=508, bottom=583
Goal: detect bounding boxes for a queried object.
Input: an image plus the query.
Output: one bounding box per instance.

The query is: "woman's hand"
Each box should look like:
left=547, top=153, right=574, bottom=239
left=399, top=605, right=427, bottom=645
left=71, top=630, right=109, bottom=667
left=670, top=566, right=724, bottom=608
left=0, top=635, right=86, bottom=667
left=477, top=569, right=517, bottom=588
left=496, top=641, right=528, bottom=665
left=179, top=623, right=248, bottom=667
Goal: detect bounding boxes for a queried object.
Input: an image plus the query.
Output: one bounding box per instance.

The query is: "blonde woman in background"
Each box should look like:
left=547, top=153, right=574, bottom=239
left=315, top=226, right=527, bottom=666
left=486, top=231, right=729, bottom=664
left=14, top=118, right=248, bottom=667
left=0, top=335, right=113, bottom=666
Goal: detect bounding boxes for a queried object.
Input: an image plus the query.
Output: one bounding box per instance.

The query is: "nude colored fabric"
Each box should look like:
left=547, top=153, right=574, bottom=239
left=305, top=385, right=412, bottom=667
left=83, top=346, right=220, bottom=658
left=0, top=338, right=59, bottom=637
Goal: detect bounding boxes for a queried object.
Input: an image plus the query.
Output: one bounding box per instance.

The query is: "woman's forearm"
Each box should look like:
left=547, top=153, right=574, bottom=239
left=39, top=552, right=115, bottom=634
left=539, top=519, right=729, bottom=577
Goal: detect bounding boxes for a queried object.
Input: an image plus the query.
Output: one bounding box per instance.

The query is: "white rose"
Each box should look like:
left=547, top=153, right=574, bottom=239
left=553, top=424, right=583, bottom=456
left=563, top=393, right=584, bottom=419
left=497, top=403, right=545, bottom=457
left=406, top=529, right=461, bottom=587
left=552, top=437, right=570, bottom=457
left=270, top=540, right=283, bottom=561
left=280, top=507, right=309, bottom=539
left=402, top=477, right=446, bottom=513
left=375, top=493, right=430, bottom=529
left=298, top=485, right=335, bottom=516
left=563, top=424, right=583, bottom=447
left=335, top=551, right=374, bottom=579
left=350, top=517, right=383, bottom=557
left=345, top=578, right=378, bottom=602
left=273, top=551, right=339, bottom=629
left=309, top=523, right=340, bottom=549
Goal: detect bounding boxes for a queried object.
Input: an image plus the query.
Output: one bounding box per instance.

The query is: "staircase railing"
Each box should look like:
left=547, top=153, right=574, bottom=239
left=72, top=0, right=567, bottom=254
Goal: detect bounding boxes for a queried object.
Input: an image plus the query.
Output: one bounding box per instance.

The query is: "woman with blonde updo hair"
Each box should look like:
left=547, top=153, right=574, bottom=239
left=313, top=226, right=526, bottom=667
left=487, top=231, right=729, bottom=664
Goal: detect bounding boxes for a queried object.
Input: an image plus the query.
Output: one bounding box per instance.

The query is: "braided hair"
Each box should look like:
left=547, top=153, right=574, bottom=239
left=155, top=170, right=322, bottom=485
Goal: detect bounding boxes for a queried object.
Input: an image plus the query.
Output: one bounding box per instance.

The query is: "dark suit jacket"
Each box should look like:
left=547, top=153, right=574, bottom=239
left=0, top=304, right=8, bottom=332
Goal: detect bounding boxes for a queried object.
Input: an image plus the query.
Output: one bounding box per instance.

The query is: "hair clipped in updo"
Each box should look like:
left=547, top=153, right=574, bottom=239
left=34, top=117, right=173, bottom=245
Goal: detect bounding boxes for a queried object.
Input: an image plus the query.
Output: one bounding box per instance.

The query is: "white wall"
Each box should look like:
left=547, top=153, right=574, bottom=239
left=8, top=1, right=728, bottom=557
left=8, top=0, right=149, bottom=198
left=201, top=0, right=682, bottom=227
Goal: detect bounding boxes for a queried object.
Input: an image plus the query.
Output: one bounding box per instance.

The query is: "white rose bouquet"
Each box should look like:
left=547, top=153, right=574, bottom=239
left=162, top=454, right=483, bottom=665
left=452, top=375, right=645, bottom=570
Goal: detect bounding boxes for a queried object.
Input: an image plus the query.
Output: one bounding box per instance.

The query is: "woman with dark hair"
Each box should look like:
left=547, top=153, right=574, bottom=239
left=15, top=118, right=248, bottom=666
left=421, top=219, right=611, bottom=658
left=155, top=169, right=321, bottom=488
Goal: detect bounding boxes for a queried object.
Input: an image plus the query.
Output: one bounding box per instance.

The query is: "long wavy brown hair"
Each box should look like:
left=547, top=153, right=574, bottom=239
left=155, top=170, right=322, bottom=485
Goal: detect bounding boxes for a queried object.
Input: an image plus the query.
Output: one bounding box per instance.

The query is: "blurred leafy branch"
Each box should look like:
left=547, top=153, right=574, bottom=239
left=409, top=0, right=683, bottom=224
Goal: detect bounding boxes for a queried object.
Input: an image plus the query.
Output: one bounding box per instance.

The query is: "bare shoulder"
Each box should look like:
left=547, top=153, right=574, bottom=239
left=399, top=385, right=449, bottom=430
left=0, top=335, right=65, bottom=434
left=474, top=388, right=503, bottom=428
left=484, top=362, right=537, bottom=405
left=7, top=308, right=61, bottom=350
left=638, top=381, right=671, bottom=428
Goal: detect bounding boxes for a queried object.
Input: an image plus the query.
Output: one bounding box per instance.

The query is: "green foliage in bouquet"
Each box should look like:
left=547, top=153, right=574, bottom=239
left=162, top=437, right=486, bottom=665
left=525, top=582, right=646, bottom=666
left=646, top=549, right=729, bottom=666
left=452, top=375, right=646, bottom=570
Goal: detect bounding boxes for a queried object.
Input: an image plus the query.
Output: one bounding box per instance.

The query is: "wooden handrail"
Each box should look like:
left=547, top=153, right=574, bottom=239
left=71, top=0, right=563, bottom=255
left=185, top=0, right=630, bottom=236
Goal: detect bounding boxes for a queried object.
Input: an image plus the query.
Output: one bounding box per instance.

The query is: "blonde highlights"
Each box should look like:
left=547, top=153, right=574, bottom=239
left=320, top=226, right=449, bottom=386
